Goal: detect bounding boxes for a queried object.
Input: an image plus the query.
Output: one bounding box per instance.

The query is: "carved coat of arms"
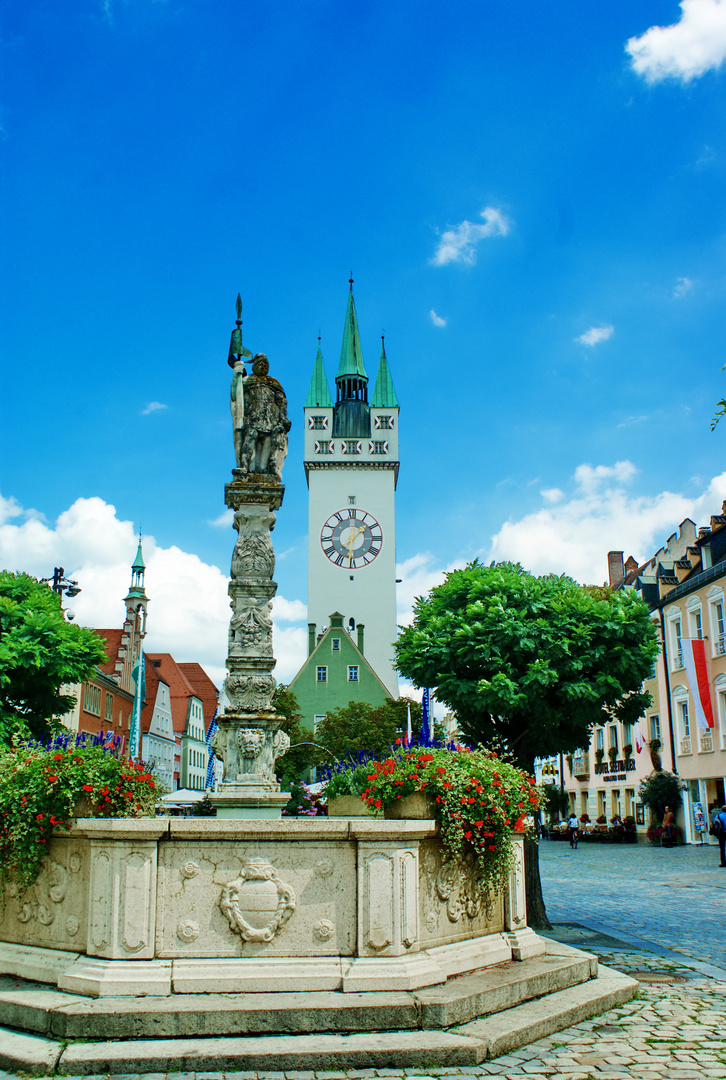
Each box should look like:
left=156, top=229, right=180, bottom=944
left=220, top=857, right=295, bottom=942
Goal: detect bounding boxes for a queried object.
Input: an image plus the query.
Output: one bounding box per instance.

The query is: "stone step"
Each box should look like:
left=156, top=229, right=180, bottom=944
left=0, top=943, right=592, bottom=1041
left=0, top=966, right=638, bottom=1076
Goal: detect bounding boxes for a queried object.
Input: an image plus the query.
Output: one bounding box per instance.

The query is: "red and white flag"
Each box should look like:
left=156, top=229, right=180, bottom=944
left=634, top=724, right=646, bottom=754
left=681, top=638, right=714, bottom=730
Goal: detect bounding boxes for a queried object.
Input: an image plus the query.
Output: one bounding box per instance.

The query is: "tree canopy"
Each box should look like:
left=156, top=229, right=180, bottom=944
left=314, top=696, right=423, bottom=761
left=0, top=571, right=108, bottom=745
left=395, top=561, right=659, bottom=769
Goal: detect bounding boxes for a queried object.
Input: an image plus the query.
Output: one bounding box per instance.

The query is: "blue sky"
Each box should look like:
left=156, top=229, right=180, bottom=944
left=2, top=1, right=726, bottom=689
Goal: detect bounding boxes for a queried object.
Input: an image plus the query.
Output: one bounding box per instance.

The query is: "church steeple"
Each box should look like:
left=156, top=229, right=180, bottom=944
left=371, top=336, right=399, bottom=408
left=305, top=339, right=333, bottom=407
left=124, top=535, right=148, bottom=643
left=336, top=279, right=367, bottom=382
left=333, top=278, right=370, bottom=437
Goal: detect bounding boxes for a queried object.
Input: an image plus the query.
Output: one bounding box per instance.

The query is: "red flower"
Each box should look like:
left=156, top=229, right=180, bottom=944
left=464, top=831, right=472, bottom=839
left=475, top=820, right=484, bottom=828
left=54, top=754, right=63, bottom=762
left=436, top=766, right=447, bottom=774
left=375, top=800, right=382, bottom=808
left=48, top=775, right=58, bottom=783
left=442, top=781, right=452, bottom=789
left=82, top=784, right=93, bottom=792
left=488, top=844, right=496, bottom=851
left=36, top=813, right=44, bottom=821
left=468, top=797, right=475, bottom=804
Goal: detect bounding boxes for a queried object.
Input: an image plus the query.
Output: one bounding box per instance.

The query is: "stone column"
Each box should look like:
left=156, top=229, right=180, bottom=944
left=209, top=346, right=292, bottom=819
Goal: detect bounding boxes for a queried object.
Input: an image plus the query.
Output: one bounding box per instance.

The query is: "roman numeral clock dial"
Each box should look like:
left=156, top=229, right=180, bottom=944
left=320, top=509, right=383, bottom=568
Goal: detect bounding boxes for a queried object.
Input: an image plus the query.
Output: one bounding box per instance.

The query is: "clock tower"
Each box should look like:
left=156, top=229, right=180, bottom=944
left=303, top=281, right=399, bottom=697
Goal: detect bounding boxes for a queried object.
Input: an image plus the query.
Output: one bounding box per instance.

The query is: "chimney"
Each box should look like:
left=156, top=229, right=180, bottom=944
left=357, top=623, right=365, bottom=654
left=308, top=623, right=316, bottom=656
left=607, top=551, right=624, bottom=586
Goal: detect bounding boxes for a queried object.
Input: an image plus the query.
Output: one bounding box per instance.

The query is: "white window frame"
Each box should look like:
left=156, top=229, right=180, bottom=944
left=331, top=638, right=341, bottom=651
left=313, top=714, right=326, bottom=732
left=649, top=714, right=661, bottom=742
left=347, top=665, right=359, bottom=682
left=708, top=587, right=726, bottom=657
left=668, top=610, right=683, bottom=670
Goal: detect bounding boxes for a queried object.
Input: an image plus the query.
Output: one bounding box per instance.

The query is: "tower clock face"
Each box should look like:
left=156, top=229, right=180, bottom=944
left=321, top=509, right=383, bottom=568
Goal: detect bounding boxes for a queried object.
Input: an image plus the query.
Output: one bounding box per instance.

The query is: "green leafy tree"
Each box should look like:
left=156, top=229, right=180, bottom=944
left=639, top=771, right=681, bottom=824
left=542, top=784, right=569, bottom=822
left=272, top=683, right=322, bottom=784
left=0, top=572, right=108, bottom=745
left=394, top=561, right=659, bottom=925
left=314, top=696, right=423, bottom=761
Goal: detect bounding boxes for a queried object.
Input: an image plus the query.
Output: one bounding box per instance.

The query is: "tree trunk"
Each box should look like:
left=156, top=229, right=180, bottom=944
left=524, top=833, right=552, bottom=930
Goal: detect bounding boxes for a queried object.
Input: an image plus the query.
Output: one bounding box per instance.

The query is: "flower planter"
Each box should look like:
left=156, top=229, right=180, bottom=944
left=383, top=792, right=437, bottom=819
left=327, top=795, right=376, bottom=818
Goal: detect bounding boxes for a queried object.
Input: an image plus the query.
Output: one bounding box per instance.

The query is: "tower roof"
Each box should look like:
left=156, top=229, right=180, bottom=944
left=132, top=539, right=146, bottom=572
left=371, top=338, right=399, bottom=407
left=335, top=281, right=367, bottom=380
left=305, top=341, right=334, bottom=407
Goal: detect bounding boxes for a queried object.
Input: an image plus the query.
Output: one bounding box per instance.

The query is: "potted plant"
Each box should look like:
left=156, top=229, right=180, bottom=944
left=321, top=753, right=380, bottom=817
left=361, top=746, right=539, bottom=897
left=0, top=734, right=160, bottom=895
left=565, top=754, right=574, bottom=774
left=594, top=748, right=605, bottom=762
left=623, top=743, right=633, bottom=759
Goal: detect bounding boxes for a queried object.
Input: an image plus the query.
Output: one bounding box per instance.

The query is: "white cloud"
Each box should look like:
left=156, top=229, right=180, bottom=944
left=209, top=509, right=234, bottom=528
left=575, top=324, right=614, bottom=347
left=489, top=464, right=726, bottom=584
left=673, top=276, right=693, bottom=298
left=617, top=415, right=649, bottom=429
left=431, top=207, right=510, bottom=267
left=540, top=487, right=564, bottom=504
left=626, top=0, right=726, bottom=83
left=141, top=401, right=168, bottom=415
left=0, top=495, right=307, bottom=688
left=429, top=309, right=447, bottom=327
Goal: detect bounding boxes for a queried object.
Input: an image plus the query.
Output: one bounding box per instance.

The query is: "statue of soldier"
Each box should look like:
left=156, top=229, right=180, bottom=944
left=235, top=354, right=291, bottom=482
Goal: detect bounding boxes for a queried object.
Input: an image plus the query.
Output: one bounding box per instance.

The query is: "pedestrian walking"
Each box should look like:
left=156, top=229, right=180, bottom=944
left=662, top=805, right=675, bottom=847
left=711, top=804, right=726, bottom=867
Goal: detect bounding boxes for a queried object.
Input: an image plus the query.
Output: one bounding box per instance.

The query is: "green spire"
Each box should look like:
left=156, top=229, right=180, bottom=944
left=305, top=339, right=333, bottom=407
left=336, top=279, right=367, bottom=380
left=371, top=337, right=399, bottom=407
left=132, top=537, right=146, bottom=572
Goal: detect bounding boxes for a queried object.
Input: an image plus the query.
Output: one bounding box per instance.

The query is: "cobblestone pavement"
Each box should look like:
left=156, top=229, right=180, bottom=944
left=538, top=838, right=726, bottom=973
left=3, top=843, right=725, bottom=1080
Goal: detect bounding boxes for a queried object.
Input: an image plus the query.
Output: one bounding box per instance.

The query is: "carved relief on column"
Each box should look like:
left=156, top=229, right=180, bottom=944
left=505, top=835, right=526, bottom=931
left=86, top=841, right=158, bottom=959
left=231, top=508, right=277, bottom=580
left=358, top=843, right=420, bottom=956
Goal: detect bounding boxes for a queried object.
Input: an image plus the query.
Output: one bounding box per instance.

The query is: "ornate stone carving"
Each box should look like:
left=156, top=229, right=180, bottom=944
left=228, top=598, right=273, bottom=658
left=272, top=729, right=290, bottom=762
left=180, top=860, right=200, bottom=880
left=177, top=919, right=200, bottom=943
left=69, top=853, right=82, bottom=873
left=313, top=919, right=335, bottom=942
left=224, top=674, right=276, bottom=711
left=66, top=915, right=80, bottom=937
left=435, top=860, right=482, bottom=923
left=315, top=858, right=334, bottom=878
left=220, top=857, right=295, bottom=942
left=231, top=509, right=277, bottom=579
left=425, top=912, right=437, bottom=934
left=236, top=728, right=266, bottom=756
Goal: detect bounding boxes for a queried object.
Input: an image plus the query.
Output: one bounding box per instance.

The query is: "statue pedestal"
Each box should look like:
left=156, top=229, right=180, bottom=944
left=209, top=787, right=290, bottom=819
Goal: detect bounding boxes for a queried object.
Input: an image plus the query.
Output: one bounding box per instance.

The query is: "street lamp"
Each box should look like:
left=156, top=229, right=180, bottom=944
left=40, top=567, right=82, bottom=618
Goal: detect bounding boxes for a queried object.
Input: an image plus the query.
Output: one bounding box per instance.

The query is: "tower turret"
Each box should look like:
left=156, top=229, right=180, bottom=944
left=333, top=279, right=370, bottom=438
left=123, top=535, right=148, bottom=647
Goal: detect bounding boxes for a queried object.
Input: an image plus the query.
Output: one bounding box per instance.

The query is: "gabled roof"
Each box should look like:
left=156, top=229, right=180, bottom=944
left=371, top=339, right=399, bottom=407
left=178, top=662, right=219, bottom=728
left=146, top=653, right=199, bottom=736
left=335, top=282, right=367, bottom=380
left=140, top=657, right=168, bottom=735
left=305, top=342, right=333, bottom=407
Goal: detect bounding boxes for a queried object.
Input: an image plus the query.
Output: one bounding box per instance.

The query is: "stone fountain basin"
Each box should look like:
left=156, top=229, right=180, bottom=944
left=0, top=818, right=542, bottom=997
